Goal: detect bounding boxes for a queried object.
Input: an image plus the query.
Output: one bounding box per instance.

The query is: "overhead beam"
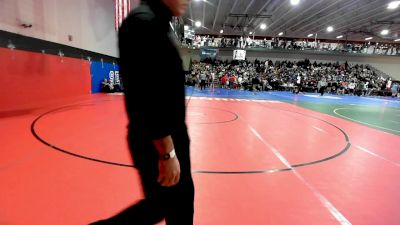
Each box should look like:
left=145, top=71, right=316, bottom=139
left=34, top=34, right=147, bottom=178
left=253, top=0, right=287, bottom=33
left=229, top=14, right=271, bottom=18
left=334, top=11, right=400, bottom=35
left=232, top=0, right=256, bottom=31
left=222, top=0, right=239, bottom=26
left=246, top=0, right=273, bottom=27
left=287, top=0, right=349, bottom=32
left=269, top=0, right=325, bottom=34
left=295, top=0, right=368, bottom=32
left=212, top=0, right=222, bottom=31
left=189, top=0, right=193, bottom=26
left=317, top=0, right=387, bottom=35
left=202, top=0, right=206, bottom=30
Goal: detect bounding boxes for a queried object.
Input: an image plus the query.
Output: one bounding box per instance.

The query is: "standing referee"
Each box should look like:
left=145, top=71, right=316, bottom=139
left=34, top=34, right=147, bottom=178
left=90, top=0, right=194, bottom=224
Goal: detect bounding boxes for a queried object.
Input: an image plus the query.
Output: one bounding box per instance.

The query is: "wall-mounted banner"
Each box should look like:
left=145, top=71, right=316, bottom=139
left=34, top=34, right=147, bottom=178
left=233, top=49, right=246, bottom=61
left=200, top=48, right=219, bottom=60
left=91, top=61, right=120, bottom=93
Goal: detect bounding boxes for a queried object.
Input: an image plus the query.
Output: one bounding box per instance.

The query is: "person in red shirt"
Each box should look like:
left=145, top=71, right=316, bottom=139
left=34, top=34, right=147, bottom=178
left=221, top=74, right=228, bottom=88
left=229, top=75, right=236, bottom=89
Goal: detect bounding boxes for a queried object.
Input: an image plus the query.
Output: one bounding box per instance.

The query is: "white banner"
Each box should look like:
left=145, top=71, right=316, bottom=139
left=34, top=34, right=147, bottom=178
left=233, top=50, right=246, bottom=61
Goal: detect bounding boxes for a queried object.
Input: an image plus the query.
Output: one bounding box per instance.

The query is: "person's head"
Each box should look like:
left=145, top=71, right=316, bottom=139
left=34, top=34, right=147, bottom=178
left=161, top=0, right=189, bottom=16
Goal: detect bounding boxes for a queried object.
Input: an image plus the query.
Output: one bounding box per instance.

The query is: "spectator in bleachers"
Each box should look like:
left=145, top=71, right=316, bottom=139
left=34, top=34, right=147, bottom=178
left=101, top=79, right=114, bottom=93
left=386, top=78, right=392, bottom=90
left=348, top=81, right=356, bottom=95
left=199, top=73, right=207, bottom=90
left=229, top=74, right=236, bottom=89
left=188, top=58, right=392, bottom=96
left=356, top=81, right=365, bottom=96
left=113, top=83, right=123, bottom=92
left=391, top=82, right=399, bottom=97
left=221, top=74, right=228, bottom=89
left=318, top=79, right=327, bottom=96
left=183, top=35, right=400, bottom=56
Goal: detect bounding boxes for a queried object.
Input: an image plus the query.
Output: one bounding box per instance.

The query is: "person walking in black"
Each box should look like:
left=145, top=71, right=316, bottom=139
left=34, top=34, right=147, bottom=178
left=89, top=0, right=194, bottom=224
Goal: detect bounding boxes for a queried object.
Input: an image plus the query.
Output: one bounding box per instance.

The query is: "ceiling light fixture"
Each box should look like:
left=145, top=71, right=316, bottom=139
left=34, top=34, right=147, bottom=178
left=365, top=37, right=373, bottom=41
left=327, top=26, right=334, bottom=32
left=336, top=35, right=343, bottom=39
left=260, top=23, right=267, bottom=30
left=388, top=1, right=400, bottom=9
left=307, top=34, right=314, bottom=37
left=278, top=32, right=284, bottom=36
left=195, top=21, right=202, bottom=28
left=381, top=29, right=389, bottom=35
left=290, top=0, right=300, bottom=6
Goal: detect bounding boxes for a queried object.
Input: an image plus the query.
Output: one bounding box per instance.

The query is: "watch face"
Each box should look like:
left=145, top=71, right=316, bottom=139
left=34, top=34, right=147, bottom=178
left=163, top=154, right=171, bottom=160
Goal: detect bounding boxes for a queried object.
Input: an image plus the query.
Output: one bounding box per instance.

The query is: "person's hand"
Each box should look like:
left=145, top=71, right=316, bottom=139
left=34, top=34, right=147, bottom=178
left=157, top=157, right=181, bottom=187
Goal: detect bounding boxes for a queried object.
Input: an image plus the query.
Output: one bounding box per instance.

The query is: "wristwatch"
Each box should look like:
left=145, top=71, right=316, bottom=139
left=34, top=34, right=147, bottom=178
left=161, top=149, right=176, bottom=161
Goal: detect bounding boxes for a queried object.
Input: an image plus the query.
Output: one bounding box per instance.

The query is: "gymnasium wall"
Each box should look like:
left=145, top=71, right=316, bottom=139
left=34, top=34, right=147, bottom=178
left=179, top=48, right=400, bottom=80
left=0, top=0, right=118, bottom=57
left=0, top=47, right=91, bottom=113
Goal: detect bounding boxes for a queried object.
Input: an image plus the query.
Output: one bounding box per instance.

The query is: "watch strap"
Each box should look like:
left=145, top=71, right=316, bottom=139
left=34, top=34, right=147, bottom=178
left=161, top=149, right=176, bottom=160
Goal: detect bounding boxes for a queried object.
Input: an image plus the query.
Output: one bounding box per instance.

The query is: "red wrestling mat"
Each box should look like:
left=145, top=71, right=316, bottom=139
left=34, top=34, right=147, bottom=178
left=0, top=94, right=399, bottom=225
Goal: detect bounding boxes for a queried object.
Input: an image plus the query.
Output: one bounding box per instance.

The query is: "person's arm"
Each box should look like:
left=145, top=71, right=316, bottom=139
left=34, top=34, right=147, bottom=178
left=153, top=135, right=180, bottom=187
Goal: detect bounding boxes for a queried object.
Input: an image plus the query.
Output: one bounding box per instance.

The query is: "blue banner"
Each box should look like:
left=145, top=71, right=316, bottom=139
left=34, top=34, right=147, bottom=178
left=200, top=48, right=219, bottom=60
left=90, top=61, right=120, bottom=93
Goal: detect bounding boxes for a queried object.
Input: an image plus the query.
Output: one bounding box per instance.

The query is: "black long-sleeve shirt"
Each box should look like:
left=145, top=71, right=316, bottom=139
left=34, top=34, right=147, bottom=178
left=118, top=1, right=187, bottom=143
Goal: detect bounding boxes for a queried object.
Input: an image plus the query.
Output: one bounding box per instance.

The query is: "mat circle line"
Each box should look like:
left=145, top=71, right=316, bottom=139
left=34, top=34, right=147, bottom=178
left=333, top=107, right=400, bottom=133
left=31, top=101, right=351, bottom=174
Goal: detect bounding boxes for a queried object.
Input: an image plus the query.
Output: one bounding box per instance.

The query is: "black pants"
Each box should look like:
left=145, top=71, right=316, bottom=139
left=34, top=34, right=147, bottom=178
left=101, top=132, right=195, bottom=225
left=320, top=86, right=326, bottom=96
left=200, top=80, right=206, bottom=90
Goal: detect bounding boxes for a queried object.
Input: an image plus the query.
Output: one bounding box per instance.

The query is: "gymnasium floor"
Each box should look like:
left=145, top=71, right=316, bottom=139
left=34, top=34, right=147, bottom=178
left=1, top=87, right=399, bottom=225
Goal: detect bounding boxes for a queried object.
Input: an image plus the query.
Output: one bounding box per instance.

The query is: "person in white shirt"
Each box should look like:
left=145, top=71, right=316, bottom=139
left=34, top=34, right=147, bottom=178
left=294, top=75, right=302, bottom=94
left=386, top=78, right=392, bottom=90
left=246, top=36, right=252, bottom=48
left=210, top=72, right=215, bottom=89
left=348, top=81, right=356, bottom=95
left=318, top=79, right=327, bottom=96
left=237, top=76, right=243, bottom=90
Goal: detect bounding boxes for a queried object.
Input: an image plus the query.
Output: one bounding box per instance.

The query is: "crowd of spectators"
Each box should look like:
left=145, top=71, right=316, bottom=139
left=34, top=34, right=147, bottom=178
left=182, top=35, right=400, bottom=56
left=186, top=59, right=400, bottom=97
left=101, top=78, right=123, bottom=93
